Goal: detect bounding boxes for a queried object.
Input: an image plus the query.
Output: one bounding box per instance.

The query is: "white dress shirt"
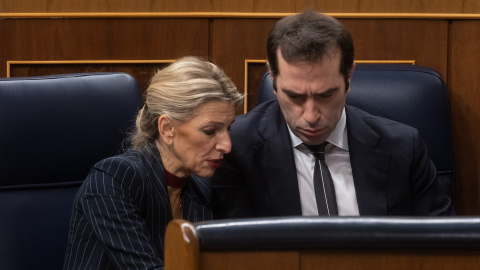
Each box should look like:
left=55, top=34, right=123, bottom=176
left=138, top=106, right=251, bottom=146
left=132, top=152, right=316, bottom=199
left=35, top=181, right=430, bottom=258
left=289, top=107, right=360, bottom=216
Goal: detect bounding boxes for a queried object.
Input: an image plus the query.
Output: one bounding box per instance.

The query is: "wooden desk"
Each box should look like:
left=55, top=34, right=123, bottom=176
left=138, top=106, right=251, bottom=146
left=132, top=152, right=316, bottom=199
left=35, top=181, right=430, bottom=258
left=165, top=217, right=480, bottom=270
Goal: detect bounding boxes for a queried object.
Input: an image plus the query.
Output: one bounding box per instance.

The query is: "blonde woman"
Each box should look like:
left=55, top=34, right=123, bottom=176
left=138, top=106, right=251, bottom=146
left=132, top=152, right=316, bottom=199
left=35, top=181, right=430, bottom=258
left=63, top=56, right=243, bottom=270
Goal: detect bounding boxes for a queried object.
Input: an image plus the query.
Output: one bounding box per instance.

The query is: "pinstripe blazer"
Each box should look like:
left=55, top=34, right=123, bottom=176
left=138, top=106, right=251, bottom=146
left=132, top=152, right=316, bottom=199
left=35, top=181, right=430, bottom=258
left=63, top=144, right=212, bottom=270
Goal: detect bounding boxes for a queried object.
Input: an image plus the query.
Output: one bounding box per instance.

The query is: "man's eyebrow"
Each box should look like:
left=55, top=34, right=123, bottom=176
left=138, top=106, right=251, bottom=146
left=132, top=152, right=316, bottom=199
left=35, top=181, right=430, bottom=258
left=315, top=87, right=340, bottom=96
left=281, top=86, right=340, bottom=96
left=281, top=88, right=303, bottom=96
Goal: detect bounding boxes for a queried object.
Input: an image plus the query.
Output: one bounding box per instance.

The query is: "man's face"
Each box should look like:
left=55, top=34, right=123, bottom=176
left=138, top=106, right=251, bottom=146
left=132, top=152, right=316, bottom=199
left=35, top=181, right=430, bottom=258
left=271, top=48, right=352, bottom=145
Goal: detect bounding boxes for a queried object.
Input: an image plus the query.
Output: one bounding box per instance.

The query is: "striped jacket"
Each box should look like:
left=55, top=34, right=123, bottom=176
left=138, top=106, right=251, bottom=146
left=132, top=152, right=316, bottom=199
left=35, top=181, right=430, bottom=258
left=63, top=145, right=212, bottom=269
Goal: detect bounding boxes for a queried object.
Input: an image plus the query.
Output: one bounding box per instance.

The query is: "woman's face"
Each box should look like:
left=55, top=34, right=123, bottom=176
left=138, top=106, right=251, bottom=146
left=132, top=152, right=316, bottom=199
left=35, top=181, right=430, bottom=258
left=169, top=101, right=236, bottom=178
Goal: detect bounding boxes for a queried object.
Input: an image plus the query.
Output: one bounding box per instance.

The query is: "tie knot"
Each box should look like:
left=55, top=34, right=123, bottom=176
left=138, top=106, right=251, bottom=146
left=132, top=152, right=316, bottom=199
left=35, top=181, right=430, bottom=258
left=304, top=142, right=328, bottom=160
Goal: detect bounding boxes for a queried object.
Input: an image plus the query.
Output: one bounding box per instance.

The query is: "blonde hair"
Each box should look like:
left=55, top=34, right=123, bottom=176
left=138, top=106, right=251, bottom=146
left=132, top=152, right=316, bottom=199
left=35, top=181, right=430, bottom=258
left=129, top=56, right=243, bottom=149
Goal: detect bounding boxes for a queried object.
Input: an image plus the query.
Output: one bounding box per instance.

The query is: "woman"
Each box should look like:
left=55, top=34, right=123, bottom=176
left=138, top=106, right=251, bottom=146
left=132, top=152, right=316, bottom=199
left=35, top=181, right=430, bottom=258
left=63, top=56, right=243, bottom=269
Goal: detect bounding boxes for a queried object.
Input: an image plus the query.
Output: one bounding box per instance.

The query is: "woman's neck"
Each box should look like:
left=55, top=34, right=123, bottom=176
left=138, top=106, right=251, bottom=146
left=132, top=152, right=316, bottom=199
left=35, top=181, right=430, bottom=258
left=155, top=139, right=189, bottom=178
left=164, top=168, right=188, bottom=188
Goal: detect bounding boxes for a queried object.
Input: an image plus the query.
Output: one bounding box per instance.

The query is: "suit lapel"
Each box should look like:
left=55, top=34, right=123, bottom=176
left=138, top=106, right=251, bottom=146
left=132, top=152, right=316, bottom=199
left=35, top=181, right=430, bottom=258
left=249, top=103, right=391, bottom=216
left=183, top=176, right=212, bottom=222
left=252, top=102, right=302, bottom=215
left=143, top=146, right=174, bottom=221
left=346, top=106, right=390, bottom=215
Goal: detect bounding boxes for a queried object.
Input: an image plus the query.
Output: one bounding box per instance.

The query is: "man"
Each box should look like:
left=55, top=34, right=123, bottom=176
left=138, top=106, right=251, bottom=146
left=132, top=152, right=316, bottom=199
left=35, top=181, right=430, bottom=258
left=211, top=11, right=453, bottom=218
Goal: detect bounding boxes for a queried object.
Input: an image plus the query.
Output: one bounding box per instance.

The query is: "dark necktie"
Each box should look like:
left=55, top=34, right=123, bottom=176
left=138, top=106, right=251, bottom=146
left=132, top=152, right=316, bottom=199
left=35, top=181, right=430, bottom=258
left=304, top=142, right=338, bottom=216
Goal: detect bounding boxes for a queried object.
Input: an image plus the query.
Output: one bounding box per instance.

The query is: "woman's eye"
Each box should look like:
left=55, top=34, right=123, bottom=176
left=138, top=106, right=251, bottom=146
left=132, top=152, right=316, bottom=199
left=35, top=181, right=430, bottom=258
left=203, top=129, right=215, bottom=136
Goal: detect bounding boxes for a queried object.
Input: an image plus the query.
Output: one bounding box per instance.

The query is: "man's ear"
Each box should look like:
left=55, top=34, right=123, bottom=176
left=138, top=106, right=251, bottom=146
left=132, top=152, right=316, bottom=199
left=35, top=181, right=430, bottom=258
left=267, top=62, right=273, bottom=80
left=267, top=62, right=277, bottom=93
left=157, top=115, right=174, bottom=144
left=349, top=61, right=356, bottom=79
left=346, top=61, right=356, bottom=93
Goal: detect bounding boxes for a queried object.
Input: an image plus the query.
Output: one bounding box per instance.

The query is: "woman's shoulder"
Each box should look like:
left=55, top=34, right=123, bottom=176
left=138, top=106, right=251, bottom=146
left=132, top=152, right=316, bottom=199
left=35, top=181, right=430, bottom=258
left=90, top=148, right=164, bottom=184
left=93, top=149, right=147, bottom=170
left=77, top=147, right=166, bottom=206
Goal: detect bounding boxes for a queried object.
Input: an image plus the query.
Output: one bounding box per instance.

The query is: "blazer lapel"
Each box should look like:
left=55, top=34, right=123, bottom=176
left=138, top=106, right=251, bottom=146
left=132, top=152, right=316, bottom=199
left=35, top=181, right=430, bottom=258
left=252, top=102, right=302, bottom=215
left=346, top=106, right=390, bottom=215
left=183, top=176, right=212, bottom=222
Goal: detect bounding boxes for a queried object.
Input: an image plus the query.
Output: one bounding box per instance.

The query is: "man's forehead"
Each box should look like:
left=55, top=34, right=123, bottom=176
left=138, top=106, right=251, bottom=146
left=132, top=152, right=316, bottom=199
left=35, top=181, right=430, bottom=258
left=277, top=45, right=341, bottom=61
left=277, top=47, right=342, bottom=71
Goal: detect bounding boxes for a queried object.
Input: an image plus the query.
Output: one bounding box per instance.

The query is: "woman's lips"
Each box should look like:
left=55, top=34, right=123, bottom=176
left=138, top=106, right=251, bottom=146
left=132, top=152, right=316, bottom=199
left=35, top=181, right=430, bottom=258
left=207, top=159, right=221, bottom=169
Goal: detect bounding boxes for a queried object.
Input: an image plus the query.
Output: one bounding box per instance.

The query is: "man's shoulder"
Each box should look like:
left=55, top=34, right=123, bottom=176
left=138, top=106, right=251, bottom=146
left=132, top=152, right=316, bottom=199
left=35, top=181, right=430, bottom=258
left=346, top=105, right=418, bottom=144
left=231, top=100, right=284, bottom=138
left=234, top=100, right=280, bottom=127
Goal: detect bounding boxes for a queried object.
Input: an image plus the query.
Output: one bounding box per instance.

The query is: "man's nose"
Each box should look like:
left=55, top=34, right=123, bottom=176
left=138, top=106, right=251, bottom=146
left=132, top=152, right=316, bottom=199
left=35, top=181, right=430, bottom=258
left=303, top=99, right=320, bottom=124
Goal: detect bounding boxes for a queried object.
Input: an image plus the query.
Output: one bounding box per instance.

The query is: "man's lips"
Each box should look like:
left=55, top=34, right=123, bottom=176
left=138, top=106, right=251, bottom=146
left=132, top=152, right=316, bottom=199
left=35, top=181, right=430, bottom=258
left=207, top=159, right=222, bottom=169
left=300, top=128, right=323, bottom=137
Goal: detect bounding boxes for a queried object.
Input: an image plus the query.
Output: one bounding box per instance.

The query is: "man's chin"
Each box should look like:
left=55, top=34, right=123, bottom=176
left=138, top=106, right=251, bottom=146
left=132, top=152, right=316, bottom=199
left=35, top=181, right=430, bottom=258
left=304, top=133, right=332, bottom=145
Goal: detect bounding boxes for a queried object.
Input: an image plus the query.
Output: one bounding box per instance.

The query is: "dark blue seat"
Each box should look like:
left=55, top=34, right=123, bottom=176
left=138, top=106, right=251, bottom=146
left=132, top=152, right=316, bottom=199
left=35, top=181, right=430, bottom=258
left=257, top=64, right=454, bottom=204
left=0, top=73, right=142, bottom=270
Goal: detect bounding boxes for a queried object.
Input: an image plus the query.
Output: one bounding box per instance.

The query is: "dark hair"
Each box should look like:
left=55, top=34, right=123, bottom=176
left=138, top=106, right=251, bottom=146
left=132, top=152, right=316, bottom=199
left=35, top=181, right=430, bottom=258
left=267, top=11, right=355, bottom=91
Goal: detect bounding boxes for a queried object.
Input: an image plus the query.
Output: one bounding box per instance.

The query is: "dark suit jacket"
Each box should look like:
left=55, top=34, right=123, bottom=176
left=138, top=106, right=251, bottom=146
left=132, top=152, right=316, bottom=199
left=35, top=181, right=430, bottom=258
left=211, top=100, right=453, bottom=218
left=63, top=144, right=212, bottom=270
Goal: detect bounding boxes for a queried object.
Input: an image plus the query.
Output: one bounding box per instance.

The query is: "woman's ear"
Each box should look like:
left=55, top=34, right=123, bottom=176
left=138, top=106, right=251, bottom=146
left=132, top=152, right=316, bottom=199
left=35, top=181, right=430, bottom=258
left=157, top=115, right=174, bottom=144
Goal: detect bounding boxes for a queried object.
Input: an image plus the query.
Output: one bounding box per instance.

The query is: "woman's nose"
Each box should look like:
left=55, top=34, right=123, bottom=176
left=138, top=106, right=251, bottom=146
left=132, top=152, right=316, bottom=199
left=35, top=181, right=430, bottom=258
left=217, top=132, right=232, bottom=154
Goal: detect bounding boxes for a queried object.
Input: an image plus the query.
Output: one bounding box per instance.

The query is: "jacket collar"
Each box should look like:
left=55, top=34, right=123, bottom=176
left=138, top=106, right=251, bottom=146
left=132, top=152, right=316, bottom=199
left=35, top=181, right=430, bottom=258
left=252, top=101, right=303, bottom=215
left=346, top=105, right=390, bottom=215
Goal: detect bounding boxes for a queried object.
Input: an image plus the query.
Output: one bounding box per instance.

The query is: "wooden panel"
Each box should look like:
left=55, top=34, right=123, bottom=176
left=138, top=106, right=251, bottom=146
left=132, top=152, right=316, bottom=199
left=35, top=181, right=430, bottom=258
left=211, top=18, right=278, bottom=115
left=200, top=251, right=299, bottom=270
left=301, top=250, right=480, bottom=270
left=448, top=21, right=480, bottom=215
left=0, top=18, right=209, bottom=78
left=343, top=19, right=448, bottom=78
left=246, top=61, right=269, bottom=111
left=315, top=0, right=480, bottom=13
left=2, top=0, right=480, bottom=13
left=8, top=61, right=172, bottom=93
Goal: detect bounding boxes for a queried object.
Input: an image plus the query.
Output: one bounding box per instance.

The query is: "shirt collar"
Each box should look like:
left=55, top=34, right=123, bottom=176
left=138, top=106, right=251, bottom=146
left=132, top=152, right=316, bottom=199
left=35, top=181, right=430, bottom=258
left=288, top=107, right=348, bottom=151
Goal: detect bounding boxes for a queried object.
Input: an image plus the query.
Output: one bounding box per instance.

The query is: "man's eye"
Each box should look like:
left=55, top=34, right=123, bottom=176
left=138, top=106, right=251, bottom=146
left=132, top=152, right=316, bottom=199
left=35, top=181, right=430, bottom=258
left=203, top=129, right=215, bottom=136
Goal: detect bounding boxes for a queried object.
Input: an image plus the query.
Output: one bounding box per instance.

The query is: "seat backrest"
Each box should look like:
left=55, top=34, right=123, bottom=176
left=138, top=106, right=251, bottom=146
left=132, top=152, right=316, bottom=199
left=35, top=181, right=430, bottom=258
left=257, top=64, right=454, bottom=203
left=0, top=73, right=142, bottom=270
